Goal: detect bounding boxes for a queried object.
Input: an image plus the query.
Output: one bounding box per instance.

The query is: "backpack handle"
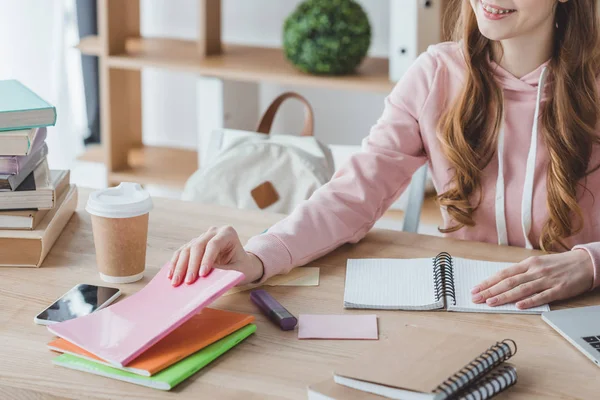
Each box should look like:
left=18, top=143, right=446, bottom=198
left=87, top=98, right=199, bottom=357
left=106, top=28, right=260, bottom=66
left=256, top=92, right=314, bottom=137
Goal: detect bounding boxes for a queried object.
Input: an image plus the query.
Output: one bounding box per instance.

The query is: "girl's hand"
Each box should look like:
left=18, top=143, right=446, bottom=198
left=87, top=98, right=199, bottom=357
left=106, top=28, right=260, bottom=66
left=167, top=226, right=264, bottom=287
left=471, top=250, right=594, bottom=309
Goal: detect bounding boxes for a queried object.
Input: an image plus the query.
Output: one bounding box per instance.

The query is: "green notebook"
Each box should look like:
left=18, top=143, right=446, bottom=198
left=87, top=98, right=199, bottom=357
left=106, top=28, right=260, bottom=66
left=52, top=324, right=256, bottom=391
left=0, top=80, right=56, bottom=131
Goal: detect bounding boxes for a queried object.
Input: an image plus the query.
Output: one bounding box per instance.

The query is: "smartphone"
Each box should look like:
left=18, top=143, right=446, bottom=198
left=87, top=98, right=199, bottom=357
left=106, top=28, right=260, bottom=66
left=34, top=284, right=122, bottom=325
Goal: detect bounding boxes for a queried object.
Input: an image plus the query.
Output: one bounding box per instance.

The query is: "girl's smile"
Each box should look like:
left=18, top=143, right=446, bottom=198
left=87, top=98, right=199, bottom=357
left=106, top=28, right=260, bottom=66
left=480, top=1, right=517, bottom=20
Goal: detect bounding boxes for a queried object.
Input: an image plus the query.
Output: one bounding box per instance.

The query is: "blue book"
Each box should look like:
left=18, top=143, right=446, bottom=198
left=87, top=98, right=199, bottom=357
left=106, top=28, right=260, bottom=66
left=0, top=80, right=56, bottom=131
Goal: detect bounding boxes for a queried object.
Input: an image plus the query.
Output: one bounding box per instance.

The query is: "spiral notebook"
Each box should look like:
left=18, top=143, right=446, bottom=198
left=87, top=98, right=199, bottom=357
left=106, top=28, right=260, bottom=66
left=344, top=252, right=550, bottom=314
left=333, top=327, right=518, bottom=400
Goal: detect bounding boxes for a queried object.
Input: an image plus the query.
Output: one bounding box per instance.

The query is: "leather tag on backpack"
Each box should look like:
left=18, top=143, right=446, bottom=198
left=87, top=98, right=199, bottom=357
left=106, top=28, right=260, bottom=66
left=251, top=181, right=280, bottom=209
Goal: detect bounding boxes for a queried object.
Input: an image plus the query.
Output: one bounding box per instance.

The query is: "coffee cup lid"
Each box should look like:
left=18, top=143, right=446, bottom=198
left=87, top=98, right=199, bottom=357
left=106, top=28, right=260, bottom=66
left=86, top=182, right=153, bottom=219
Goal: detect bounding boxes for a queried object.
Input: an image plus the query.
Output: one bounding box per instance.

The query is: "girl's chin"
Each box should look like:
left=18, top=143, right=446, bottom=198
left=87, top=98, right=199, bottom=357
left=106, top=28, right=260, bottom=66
left=477, top=25, right=516, bottom=42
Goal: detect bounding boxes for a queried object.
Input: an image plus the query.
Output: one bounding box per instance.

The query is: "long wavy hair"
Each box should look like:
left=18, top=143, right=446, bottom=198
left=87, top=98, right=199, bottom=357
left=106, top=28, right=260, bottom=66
left=437, top=0, right=600, bottom=251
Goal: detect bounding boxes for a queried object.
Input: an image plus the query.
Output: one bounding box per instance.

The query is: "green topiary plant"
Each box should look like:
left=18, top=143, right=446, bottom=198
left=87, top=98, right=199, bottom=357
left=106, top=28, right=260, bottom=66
left=283, top=0, right=372, bottom=76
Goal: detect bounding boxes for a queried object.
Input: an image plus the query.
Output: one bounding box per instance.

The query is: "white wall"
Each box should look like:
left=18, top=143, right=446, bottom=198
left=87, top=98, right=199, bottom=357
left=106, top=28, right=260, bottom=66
left=140, top=0, right=391, bottom=154
left=0, top=0, right=86, bottom=170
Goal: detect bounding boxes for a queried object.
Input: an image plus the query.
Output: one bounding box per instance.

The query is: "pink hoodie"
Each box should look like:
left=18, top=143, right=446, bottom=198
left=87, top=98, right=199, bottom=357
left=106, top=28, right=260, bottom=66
left=244, top=42, right=600, bottom=290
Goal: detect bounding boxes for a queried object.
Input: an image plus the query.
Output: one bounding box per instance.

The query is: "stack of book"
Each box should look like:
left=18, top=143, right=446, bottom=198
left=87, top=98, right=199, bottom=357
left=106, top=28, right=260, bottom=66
left=0, top=79, right=78, bottom=267
left=47, top=265, right=255, bottom=391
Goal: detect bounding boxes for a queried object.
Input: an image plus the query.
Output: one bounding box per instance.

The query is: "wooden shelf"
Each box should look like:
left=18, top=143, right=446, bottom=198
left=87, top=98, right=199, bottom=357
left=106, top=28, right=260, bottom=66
left=76, top=0, right=396, bottom=189
left=76, top=36, right=394, bottom=93
left=76, top=35, right=102, bottom=55
left=78, top=145, right=198, bottom=188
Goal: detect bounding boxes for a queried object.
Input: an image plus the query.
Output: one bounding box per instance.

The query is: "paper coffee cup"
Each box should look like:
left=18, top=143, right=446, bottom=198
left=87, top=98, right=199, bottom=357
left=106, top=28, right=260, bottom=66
left=86, top=182, right=153, bottom=284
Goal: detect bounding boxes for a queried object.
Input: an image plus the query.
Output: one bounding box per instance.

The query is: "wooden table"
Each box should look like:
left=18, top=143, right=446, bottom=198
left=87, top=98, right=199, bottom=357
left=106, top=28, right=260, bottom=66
left=1, top=188, right=599, bottom=399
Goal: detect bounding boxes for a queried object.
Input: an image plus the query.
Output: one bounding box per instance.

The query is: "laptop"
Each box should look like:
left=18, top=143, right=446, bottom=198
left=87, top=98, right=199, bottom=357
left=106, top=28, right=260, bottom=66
left=542, top=305, right=600, bottom=368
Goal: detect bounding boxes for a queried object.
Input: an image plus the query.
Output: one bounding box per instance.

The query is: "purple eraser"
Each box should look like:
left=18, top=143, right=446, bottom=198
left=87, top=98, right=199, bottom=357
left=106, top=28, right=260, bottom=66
left=250, top=289, right=298, bottom=331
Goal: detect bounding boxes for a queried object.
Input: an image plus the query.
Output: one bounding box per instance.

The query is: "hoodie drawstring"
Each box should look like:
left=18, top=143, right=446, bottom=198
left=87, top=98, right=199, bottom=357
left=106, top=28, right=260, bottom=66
left=495, top=120, right=508, bottom=246
left=495, top=66, right=549, bottom=249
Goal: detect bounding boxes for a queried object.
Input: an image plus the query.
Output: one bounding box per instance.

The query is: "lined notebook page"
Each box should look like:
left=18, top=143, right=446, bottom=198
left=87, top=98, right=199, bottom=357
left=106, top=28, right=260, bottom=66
left=449, top=258, right=550, bottom=314
left=344, top=258, right=443, bottom=310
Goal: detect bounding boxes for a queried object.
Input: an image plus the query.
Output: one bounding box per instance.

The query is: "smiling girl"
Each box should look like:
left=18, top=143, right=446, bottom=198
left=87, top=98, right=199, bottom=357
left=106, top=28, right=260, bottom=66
left=169, top=0, right=600, bottom=310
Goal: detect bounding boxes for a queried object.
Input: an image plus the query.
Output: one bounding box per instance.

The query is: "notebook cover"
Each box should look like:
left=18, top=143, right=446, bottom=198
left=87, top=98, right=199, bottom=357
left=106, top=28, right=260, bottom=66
left=52, top=324, right=257, bottom=391
left=48, top=308, right=255, bottom=376
left=0, top=80, right=56, bottom=131
left=334, top=326, right=504, bottom=395
left=0, top=184, right=77, bottom=267
left=0, top=128, right=47, bottom=173
left=47, top=265, right=245, bottom=367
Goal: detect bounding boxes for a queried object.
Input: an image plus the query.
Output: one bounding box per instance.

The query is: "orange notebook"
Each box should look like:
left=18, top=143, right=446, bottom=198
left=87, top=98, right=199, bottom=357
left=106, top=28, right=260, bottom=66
left=48, top=308, right=254, bottom=377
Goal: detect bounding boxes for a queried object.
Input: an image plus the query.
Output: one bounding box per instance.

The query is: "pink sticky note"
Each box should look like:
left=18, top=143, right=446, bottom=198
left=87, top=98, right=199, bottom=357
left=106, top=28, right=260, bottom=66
left=298, top=314, right=378, bottom=340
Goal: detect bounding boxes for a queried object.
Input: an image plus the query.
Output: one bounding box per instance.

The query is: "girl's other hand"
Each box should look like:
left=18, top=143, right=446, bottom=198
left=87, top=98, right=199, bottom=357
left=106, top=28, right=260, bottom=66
left=167, top=226, right=264, bottom=286
left=471, top=250, right=594, bottom=309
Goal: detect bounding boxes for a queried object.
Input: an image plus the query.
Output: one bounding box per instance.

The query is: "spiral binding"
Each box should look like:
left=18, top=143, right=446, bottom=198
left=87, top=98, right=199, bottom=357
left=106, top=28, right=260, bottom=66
left=433, top=252, right=456, bottom=306
left=459, top=364, right=518, bottom=400
left=435, top=339, right=517, bottom=399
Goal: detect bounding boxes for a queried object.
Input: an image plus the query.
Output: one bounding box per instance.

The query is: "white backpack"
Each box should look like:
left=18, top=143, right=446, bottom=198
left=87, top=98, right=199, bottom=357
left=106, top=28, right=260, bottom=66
left=182, top=92, right=335, bottom=214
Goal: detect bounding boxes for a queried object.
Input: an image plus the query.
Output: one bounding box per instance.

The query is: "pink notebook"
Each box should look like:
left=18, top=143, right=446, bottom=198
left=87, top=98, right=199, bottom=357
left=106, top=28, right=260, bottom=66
left=47, top=264, right=244, bottom=367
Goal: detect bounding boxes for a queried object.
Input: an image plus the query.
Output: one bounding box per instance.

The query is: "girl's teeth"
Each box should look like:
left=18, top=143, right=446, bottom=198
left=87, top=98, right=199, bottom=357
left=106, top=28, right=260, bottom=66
left=483, top=2, right=514, bottom=15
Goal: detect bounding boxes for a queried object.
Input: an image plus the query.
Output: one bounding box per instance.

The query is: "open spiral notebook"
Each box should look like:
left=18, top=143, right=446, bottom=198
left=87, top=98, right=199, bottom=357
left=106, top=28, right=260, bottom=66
left=343, top=252, right=550, bottom=314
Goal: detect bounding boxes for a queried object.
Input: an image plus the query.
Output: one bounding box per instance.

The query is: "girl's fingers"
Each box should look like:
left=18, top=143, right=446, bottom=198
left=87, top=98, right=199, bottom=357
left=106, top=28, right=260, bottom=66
left=167, top=248, right=182, bottom=279
left=473, top=272, right=531, bottom=303
left=199, top=232, right=230, bottom=277
left=185, top=246, right=202, bottom=284
left=516, top=287, right=558, bottom=309
left=185, top=234, right=216, bottom=284
left=485, top=278, right=548, bottom=306
left=171, top=247, right=190, bottom=286
left=471, top=261, right=529, bottom=295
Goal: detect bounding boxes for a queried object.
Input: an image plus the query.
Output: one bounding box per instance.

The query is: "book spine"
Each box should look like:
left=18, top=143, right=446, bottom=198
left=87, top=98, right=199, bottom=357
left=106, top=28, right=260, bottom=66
left=435, top=339, right=517, bottom=398
left=433, top=252, right=456, bottom=306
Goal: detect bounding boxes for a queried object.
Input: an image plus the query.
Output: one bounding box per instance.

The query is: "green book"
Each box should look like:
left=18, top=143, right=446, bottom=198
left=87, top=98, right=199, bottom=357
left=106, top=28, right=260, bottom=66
left=0, top=80, right=56, bottom=131
left=52, top=324, right=256, bottom=391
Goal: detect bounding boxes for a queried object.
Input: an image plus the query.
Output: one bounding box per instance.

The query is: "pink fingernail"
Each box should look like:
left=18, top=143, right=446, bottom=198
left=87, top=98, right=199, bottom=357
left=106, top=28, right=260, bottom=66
left=185, top=272, right=195, bottom=284
left=471, top=286, right=480, bottom=294
left=472, top=293, right=483, bottom=302
left=487, top=297, right=498, bottom=305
